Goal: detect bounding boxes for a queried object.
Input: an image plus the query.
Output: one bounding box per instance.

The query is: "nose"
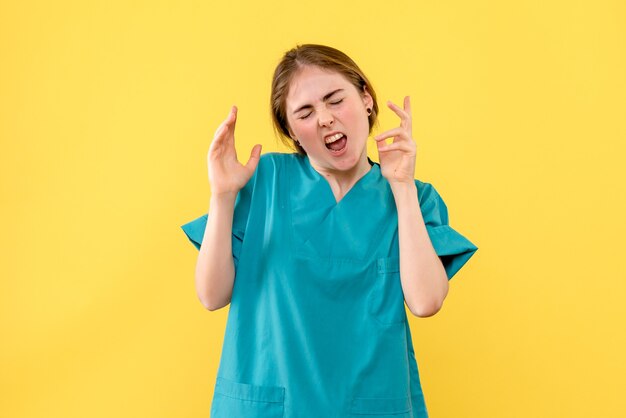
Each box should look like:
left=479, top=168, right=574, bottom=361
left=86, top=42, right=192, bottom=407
left=317, top=108, right=334, bottom=127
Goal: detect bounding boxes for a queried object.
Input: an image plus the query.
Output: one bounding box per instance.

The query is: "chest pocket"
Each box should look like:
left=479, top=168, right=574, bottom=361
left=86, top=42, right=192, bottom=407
left=210, top=377, right=285, bottom=418
left=368, top=257, right=407, bottom=326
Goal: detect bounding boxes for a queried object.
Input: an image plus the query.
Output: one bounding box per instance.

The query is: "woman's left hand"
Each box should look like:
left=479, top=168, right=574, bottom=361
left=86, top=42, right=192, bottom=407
left=374, top=96, right=417, bottom=185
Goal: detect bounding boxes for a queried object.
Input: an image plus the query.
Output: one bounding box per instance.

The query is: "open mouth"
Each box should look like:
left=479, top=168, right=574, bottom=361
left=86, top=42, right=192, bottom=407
left=324, top=133, right=347, bottom=152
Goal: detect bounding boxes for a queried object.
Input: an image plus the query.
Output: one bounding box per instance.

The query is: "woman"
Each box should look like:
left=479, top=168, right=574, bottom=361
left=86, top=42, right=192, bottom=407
left=181, top=44, right=478, bottom=417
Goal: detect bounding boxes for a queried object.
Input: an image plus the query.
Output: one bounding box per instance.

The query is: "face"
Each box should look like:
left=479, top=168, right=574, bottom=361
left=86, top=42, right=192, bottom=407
left=285, top=65, right=373, bottom=173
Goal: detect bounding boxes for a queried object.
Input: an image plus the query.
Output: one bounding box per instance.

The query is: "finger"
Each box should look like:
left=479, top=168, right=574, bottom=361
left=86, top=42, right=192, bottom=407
left=217, top=105, right=237, bottom=147
left=212, top=125, right=230, bottom=149
left=373, top=127, right=407, bottom=142
left=213, top=106, right=236, bottom=140
left=218, top=106, right=237, bottom=130
left=209, top=125, right=233, bottom=155
left=227, top=105, right=237, bottom=124
left=225, top=105, right=237, bottom=142
left=376, top=140, right=413, bottom=153
left=404, top=96, right=412, bottom=132
left=386, top=100, right=409, bottom=123
left=245, top=144, right=262, bottom=172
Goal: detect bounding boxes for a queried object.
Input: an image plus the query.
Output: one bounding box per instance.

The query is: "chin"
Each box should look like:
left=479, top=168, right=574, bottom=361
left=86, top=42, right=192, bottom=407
left=333, top=153, right=361, bottom=170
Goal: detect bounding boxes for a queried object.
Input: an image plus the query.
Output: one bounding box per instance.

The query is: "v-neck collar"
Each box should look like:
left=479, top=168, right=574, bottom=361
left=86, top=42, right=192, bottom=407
left=290, top=153, right=394, bottom=261
left=302, top=155, right=379, bottom=206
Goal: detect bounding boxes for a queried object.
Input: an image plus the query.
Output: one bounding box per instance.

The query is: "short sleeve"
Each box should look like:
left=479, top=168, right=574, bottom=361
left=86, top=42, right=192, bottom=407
left=180, top=172, right=255, bottom=270
left=417, top=181, right=478, bottom=280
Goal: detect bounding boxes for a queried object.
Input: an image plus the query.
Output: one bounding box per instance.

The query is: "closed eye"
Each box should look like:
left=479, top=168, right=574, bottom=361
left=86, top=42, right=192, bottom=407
left=299, top=99, right=343, bottom=119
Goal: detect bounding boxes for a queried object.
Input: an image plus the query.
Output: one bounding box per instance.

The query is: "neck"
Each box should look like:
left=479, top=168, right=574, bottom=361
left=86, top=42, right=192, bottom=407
left=309, top=150, right=372, bottom=201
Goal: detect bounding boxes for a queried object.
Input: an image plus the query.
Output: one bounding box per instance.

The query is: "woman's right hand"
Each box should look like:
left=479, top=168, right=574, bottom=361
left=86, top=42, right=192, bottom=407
left=207, top=105, right=262, bottom=197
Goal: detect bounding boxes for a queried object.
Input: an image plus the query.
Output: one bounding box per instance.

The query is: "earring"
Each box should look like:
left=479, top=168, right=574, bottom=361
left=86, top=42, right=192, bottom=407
left=366, top=107, right=372, bottom=116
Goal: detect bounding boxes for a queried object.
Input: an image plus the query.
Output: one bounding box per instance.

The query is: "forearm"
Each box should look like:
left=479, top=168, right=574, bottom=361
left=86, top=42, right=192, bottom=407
left=195, top=193, right=237, bottom=310
left=392, top=182, right=449, bottom=317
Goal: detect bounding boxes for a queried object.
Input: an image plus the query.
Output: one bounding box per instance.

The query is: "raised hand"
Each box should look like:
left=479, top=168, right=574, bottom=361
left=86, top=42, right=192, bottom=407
left=373, top=96, right=417, bottom=185
left=207, top=105, right=262, bottom=197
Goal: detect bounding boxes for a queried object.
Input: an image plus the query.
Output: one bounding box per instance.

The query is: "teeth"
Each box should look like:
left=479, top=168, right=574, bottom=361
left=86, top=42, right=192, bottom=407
left=324, top=133, right=345, bottom=144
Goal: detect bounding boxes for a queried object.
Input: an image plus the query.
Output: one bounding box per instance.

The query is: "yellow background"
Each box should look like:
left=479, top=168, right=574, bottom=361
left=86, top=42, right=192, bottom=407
left=2, top=0, right=625, bottom=417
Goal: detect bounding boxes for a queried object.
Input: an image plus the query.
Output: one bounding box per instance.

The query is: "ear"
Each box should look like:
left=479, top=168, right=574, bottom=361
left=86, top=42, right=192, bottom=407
left=361, top=85, right=373, bottom=110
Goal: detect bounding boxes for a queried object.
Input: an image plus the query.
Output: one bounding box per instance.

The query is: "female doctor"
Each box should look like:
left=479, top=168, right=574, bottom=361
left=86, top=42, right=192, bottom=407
left=181, top=44, right=478, bottom=417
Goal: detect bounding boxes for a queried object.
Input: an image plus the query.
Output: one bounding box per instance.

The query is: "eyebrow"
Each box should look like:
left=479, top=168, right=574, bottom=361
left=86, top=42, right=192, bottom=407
left=292, top=88, right=344, bottom=115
